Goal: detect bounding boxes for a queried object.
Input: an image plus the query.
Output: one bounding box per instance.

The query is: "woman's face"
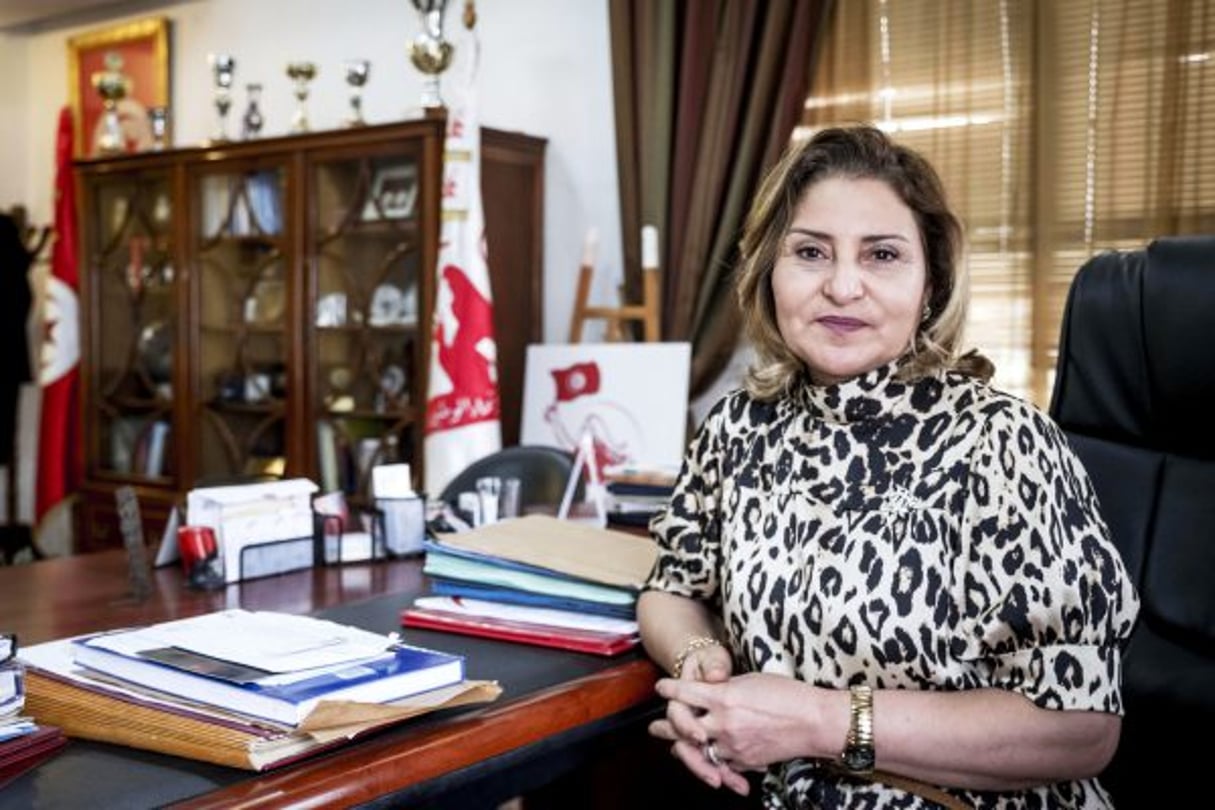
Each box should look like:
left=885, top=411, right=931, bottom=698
left=771, top=175, right=929, bottom=385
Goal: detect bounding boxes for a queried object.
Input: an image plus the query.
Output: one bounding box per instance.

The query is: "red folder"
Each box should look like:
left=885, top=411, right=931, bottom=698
left=401, top=607, right=640, bottom=657
left=0, top=725, right=68, bottom=788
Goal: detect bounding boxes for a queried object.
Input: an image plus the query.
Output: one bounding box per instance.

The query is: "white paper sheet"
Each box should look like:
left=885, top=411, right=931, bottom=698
left=88, top=610, right=392, bottom=674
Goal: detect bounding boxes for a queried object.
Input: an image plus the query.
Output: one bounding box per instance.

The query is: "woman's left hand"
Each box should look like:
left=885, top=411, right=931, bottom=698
left=649, top=672, right=830, bottom=776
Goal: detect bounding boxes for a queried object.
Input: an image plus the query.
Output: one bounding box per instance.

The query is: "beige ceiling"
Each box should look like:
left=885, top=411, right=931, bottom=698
left=0, top=0, right=134, bottom=31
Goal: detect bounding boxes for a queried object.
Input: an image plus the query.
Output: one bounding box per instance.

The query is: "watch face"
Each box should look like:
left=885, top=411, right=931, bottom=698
left=842, top=745, right=875, bottom=773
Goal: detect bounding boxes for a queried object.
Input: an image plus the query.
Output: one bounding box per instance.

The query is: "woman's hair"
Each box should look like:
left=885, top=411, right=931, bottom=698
left=736, top=125, right=993, bottom=400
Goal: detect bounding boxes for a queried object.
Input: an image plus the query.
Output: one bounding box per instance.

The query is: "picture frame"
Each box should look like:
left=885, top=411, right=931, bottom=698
left=521, top=342, right=692, bottom=474
left=361, top=164, right=419, bottom=221
left=67, top=16, right=171, bottom=158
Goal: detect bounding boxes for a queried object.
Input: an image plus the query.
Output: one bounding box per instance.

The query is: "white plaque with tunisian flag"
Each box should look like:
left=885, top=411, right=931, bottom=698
left=520, top=343, right=691, bottom=479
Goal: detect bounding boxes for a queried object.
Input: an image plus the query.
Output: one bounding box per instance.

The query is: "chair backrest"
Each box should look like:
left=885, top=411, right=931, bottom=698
left=1048, top=235, right=1215, bottom=806
left=437, top=445, right=576, bottom=513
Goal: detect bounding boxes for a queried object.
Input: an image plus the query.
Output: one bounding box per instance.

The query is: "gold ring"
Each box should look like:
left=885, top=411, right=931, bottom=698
left=703, top=740, right=723, bottom=767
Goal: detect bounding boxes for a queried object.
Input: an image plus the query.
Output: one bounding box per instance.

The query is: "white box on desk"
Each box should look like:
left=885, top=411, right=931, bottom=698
left=186, top=478, right=318, bottom=584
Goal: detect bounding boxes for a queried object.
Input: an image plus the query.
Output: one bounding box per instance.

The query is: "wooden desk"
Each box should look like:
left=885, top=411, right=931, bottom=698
left=1, top=550, right=663, bottom=808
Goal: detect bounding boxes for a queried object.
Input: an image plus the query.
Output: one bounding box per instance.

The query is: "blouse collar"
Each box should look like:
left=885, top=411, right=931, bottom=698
left=792, top=359, right=919, bottom=424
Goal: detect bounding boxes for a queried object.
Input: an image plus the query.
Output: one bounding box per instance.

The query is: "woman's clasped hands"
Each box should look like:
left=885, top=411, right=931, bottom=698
left=649, top=647, right=830, bottom=797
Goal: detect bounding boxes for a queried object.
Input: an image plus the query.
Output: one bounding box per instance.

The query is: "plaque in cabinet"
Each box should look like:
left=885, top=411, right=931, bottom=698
left=361, top=164, right=417, bottom=221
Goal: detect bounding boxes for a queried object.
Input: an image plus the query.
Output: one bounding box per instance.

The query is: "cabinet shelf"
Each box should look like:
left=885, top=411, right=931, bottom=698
left=325, top=407, right=418, bottom=422
left=316, top=322, right=419, bottom=335
left=206, top=400, right=287, bottom=416
left=103, top=394, right=172, bottom=411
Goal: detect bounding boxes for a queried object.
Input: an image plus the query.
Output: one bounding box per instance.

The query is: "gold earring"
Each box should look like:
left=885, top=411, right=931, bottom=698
left=921, top=302, right=932, bottom=324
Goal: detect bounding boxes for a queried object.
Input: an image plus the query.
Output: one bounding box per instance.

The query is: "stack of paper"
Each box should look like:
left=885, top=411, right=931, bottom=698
left=404, top=515, right=659, bottom=655
left=18, top=610, right=500, bottom=770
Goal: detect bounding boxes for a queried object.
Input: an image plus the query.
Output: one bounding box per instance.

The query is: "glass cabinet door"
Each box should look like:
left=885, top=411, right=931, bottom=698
left=89, top=171, right=176, bottom=482
left=192, top=164, right=290, bottom=483
left=311, top=150, right=424, bottom=499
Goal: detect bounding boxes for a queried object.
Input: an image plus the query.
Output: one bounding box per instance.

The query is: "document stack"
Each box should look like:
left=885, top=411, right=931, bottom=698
left=18, top=610, right=499, bottom=770
left=403, top=515, right=658, bottom=655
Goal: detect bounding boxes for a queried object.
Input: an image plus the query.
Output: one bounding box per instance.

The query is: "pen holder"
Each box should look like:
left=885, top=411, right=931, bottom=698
left=313, top=509, right=386, bottom=565
left=373, top=493, right=427, bottom=557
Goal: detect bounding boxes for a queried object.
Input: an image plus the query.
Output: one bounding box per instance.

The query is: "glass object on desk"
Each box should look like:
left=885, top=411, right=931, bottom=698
left=499, top=477, right=521, bottom=520
left=476, top=476, right=501, bottom=526
left=0, top=632, right=24, bottom=720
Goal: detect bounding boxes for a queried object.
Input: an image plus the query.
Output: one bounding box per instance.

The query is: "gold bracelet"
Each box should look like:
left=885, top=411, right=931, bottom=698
left=671, top=635, right=722, bottom=678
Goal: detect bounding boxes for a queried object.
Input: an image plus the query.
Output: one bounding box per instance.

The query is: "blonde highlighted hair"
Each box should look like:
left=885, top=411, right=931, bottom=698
left=737, top=125, right=992, bottom=400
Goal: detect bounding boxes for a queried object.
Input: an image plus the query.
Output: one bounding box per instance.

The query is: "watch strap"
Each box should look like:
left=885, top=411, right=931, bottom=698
left=841, top=683, right=875, bottom=772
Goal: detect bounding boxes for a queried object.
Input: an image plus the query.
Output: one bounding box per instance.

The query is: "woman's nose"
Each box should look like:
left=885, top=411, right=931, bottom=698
left=823, top=259, right=863, bottom=301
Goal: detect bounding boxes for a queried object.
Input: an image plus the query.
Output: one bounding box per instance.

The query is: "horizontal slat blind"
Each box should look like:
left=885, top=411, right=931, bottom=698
left=800, top=0, right=1214, bottom=405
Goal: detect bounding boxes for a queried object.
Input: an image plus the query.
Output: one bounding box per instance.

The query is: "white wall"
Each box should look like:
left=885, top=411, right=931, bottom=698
left=9, top=0, right=624, bottom=341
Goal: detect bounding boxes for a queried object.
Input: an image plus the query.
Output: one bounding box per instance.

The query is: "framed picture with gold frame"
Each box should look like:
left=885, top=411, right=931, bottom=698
left=67, top=16, right=170, bottom=157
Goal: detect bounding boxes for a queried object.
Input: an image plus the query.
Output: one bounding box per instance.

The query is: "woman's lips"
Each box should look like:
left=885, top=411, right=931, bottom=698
left=818, top=315, right=867, bottom=333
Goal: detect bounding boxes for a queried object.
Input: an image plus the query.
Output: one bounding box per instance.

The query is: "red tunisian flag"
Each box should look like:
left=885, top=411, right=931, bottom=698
left=37, top=107, right=82, bottom=524
left=551, top=362, right=601, bottom=402
left=424, top=43, right=501, bottom=496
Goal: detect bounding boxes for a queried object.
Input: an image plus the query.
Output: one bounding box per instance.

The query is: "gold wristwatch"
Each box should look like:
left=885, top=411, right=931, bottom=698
left=841, top=684, right=875, bottom=773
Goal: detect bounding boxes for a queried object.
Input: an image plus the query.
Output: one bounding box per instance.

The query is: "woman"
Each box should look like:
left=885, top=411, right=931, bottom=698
left=639, top=126, right=1139, bottom=809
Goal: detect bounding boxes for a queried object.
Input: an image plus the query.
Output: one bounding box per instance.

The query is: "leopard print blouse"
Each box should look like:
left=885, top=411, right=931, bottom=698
left=646, top=361, right=1139, bottom=809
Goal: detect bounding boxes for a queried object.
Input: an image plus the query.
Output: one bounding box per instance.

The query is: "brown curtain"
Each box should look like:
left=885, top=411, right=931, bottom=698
left=610, top=0, right=835, bottom=396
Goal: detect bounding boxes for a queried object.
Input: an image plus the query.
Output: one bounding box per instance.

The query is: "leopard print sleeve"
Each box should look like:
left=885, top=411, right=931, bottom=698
left=957, top=395, right=1140, bottom=714
left=643, top=392, right=733, bottom=601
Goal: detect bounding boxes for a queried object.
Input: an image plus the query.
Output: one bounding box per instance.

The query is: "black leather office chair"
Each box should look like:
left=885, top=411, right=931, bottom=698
left=438, top=445, right=577, bottom=514
left=1049, top=235, right=1215, bottom=807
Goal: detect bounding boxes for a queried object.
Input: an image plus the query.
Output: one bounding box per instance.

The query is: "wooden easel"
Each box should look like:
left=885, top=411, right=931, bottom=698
left=568, top=226, right=661, bottom=342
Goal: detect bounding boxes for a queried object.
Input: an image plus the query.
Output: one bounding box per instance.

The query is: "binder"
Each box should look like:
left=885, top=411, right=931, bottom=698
left=402, top=607, right=639, bottom=657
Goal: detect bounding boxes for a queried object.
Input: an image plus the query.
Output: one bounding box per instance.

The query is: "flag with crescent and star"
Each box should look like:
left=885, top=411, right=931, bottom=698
left=37, top=107, right=83, bottom=525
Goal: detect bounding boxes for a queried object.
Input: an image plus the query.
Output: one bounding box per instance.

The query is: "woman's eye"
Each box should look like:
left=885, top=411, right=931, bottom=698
left=796, top=244, right=826, bottom=260
left=870, top=246, right=899, bottom=262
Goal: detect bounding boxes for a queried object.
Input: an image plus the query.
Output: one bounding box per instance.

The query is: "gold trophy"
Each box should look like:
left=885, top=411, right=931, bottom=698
left=286, top=61, right=317, bottom=133
left=408, top=0, right=454, bottom=108
left=92, top=51, right=131, bottom=155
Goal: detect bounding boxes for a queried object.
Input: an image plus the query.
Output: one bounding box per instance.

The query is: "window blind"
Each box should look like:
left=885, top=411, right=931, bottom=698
left=801, top=0, right=1214, bottom=405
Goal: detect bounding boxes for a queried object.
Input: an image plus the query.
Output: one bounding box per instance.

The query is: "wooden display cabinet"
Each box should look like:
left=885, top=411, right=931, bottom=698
left=75, top=118, right=544, bottom=552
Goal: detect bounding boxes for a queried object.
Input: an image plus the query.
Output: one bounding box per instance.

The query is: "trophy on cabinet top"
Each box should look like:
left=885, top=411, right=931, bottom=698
left=344, top=60, right=371, bottom=127
left=92, top=51, right=132, bottom=155
left=286, top=61, right=317, bottom=134
left=408, top=0, right=454, bottom=109
left=242, top=82, right=264, bottom=139
left=148, top=106, right=169, bottom=151
left=207, top=53, right=235, bottom=144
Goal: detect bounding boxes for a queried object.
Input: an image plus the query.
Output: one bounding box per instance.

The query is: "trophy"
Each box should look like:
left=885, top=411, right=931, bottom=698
left=408, top=0, right=454, bottom=108
left=91, top=51, right=131, bottom=155
left=242, top=83, right=264, bottom=139
left=148, top=106, right=169, bottom=150
left=344, top=60, right=370, bottom=127
left=208, top=53, right=235, bottom=143
left=286, top=61, right=317, bottom=133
